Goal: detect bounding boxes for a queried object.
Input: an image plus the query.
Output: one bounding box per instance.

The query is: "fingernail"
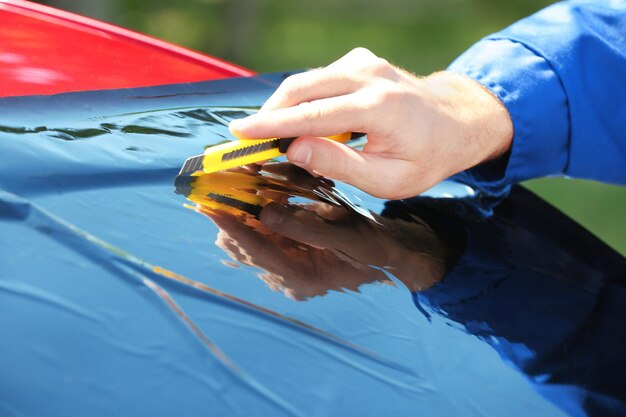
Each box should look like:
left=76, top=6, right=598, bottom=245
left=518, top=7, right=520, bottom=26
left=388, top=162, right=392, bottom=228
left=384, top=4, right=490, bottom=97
left=260, top=204, right=285, bottom=227
left=290, top=143, right=312, bottom=166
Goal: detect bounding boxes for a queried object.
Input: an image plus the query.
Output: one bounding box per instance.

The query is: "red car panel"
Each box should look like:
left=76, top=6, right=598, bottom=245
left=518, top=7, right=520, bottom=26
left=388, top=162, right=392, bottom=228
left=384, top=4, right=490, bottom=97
left=0, top=0, right=254, bottom=97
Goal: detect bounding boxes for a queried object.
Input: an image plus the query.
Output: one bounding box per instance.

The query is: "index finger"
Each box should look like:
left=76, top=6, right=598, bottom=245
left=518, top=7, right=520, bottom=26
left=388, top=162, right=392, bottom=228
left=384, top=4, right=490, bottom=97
left=229, top=94, right=369, bottom=140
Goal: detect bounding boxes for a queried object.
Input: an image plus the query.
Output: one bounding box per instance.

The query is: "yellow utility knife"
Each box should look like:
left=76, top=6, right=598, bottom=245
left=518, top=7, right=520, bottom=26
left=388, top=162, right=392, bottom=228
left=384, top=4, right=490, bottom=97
left=178, top=132, right=364, bottom=175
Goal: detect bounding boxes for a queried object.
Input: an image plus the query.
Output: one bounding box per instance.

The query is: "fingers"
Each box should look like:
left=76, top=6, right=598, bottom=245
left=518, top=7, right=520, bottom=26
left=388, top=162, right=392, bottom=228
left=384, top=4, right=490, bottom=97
left=230, top=94, right=368, bottom=140
left=260, top=68, right=362, bottom=112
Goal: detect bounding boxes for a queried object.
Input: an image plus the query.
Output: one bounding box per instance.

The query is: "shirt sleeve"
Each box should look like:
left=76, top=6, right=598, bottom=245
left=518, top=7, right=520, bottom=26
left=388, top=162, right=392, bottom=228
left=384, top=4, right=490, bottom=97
left=448, top=0, right=626, bottom=197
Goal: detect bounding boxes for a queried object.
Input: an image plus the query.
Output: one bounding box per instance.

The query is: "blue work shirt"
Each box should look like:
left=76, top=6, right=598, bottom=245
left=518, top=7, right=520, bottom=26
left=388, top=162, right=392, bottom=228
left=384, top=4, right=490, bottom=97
left=448, top=0, right=626, bottom=198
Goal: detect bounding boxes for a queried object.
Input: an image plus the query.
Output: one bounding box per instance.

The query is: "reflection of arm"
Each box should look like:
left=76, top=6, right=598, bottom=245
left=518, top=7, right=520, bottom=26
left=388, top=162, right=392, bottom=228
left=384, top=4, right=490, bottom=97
left=412, top=189, right=626, bottom=416
left=448, top=1, right=626, bottom=197
left=259, top=203, right=448, bottom=293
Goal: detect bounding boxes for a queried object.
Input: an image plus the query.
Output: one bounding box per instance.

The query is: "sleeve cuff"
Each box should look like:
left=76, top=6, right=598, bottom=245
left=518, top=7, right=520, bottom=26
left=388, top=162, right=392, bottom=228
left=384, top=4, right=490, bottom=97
left=447, top=38, right=570, bottom=197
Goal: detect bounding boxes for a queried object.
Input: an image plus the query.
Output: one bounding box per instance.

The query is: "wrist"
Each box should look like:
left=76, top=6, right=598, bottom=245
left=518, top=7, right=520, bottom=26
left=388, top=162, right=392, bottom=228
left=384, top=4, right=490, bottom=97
left=426, top=71, right=514, bottom=172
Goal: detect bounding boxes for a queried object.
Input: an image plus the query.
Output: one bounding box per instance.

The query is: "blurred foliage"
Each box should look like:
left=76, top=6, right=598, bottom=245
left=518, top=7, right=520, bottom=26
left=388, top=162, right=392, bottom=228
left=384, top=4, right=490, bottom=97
left=38, top=0, right=626, bottom=255
left=40, top=0, right=558, bottom=73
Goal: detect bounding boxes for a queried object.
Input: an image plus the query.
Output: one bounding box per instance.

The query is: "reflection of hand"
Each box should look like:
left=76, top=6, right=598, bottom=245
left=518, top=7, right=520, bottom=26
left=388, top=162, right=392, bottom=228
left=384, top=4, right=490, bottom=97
left=259, top=203, right=447, bottom=292
left=229, top=48, right=512, bottom=199
left=208, top=200, right=447, bottom=301
left=211, top=209, right=388, bottom=301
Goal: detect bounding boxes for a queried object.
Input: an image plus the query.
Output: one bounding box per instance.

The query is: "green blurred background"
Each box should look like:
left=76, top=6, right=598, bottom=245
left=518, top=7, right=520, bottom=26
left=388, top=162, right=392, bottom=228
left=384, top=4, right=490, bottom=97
left=38, top=0, right=626, bottom=255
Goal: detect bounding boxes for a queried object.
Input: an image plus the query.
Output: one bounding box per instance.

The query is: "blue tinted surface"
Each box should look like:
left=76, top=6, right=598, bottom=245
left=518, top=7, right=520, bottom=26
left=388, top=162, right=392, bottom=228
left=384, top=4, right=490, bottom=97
left=0, top=74, right=624, bottom=417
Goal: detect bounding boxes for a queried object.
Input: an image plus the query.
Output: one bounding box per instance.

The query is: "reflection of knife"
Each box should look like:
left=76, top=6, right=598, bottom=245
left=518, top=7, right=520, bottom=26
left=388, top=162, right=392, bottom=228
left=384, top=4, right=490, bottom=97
left=179, top=132, right=364, bottom=175
left=174, top=172, right=267, bottom=217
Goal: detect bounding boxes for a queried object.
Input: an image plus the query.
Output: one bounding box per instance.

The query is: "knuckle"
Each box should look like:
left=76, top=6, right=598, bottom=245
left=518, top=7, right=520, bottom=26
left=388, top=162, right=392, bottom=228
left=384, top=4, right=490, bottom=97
left=356, top=83, right=406, bottom=123
left=342, top=49, right=399, bottom=81
left=297, top=101, right=323, bottom=133
left=376, top=82, right=404, bottom=103
left=265, top=109, right=282, bottom=127
left=368, top=57, right=396, bottom=78
left=281, top=73, right=302, bottom=89
left=348, top=47, right=376, bottom=59
left=306, top=101, right=324, bottom=120
left=346, top=47, right=382, bottom=71
left=277, top=74, right=303, bottom=100
left=359, top=83, right=400, bottom=110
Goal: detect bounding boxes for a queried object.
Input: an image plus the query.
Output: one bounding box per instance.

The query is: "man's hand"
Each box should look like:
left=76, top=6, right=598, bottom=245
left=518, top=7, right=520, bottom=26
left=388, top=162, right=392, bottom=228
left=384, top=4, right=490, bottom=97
left=229, top=47, right=513, bottom=199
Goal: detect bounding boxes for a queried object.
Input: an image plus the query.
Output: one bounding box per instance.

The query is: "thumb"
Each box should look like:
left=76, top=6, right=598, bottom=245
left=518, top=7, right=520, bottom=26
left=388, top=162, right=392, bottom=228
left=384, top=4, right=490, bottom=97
left=286, top=136, right=416, bottom=199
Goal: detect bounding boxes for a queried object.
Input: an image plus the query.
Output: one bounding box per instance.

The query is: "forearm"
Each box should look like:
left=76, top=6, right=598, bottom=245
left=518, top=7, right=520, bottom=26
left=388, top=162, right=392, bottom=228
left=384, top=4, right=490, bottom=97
left=449, top=0, right=626, bottom=195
